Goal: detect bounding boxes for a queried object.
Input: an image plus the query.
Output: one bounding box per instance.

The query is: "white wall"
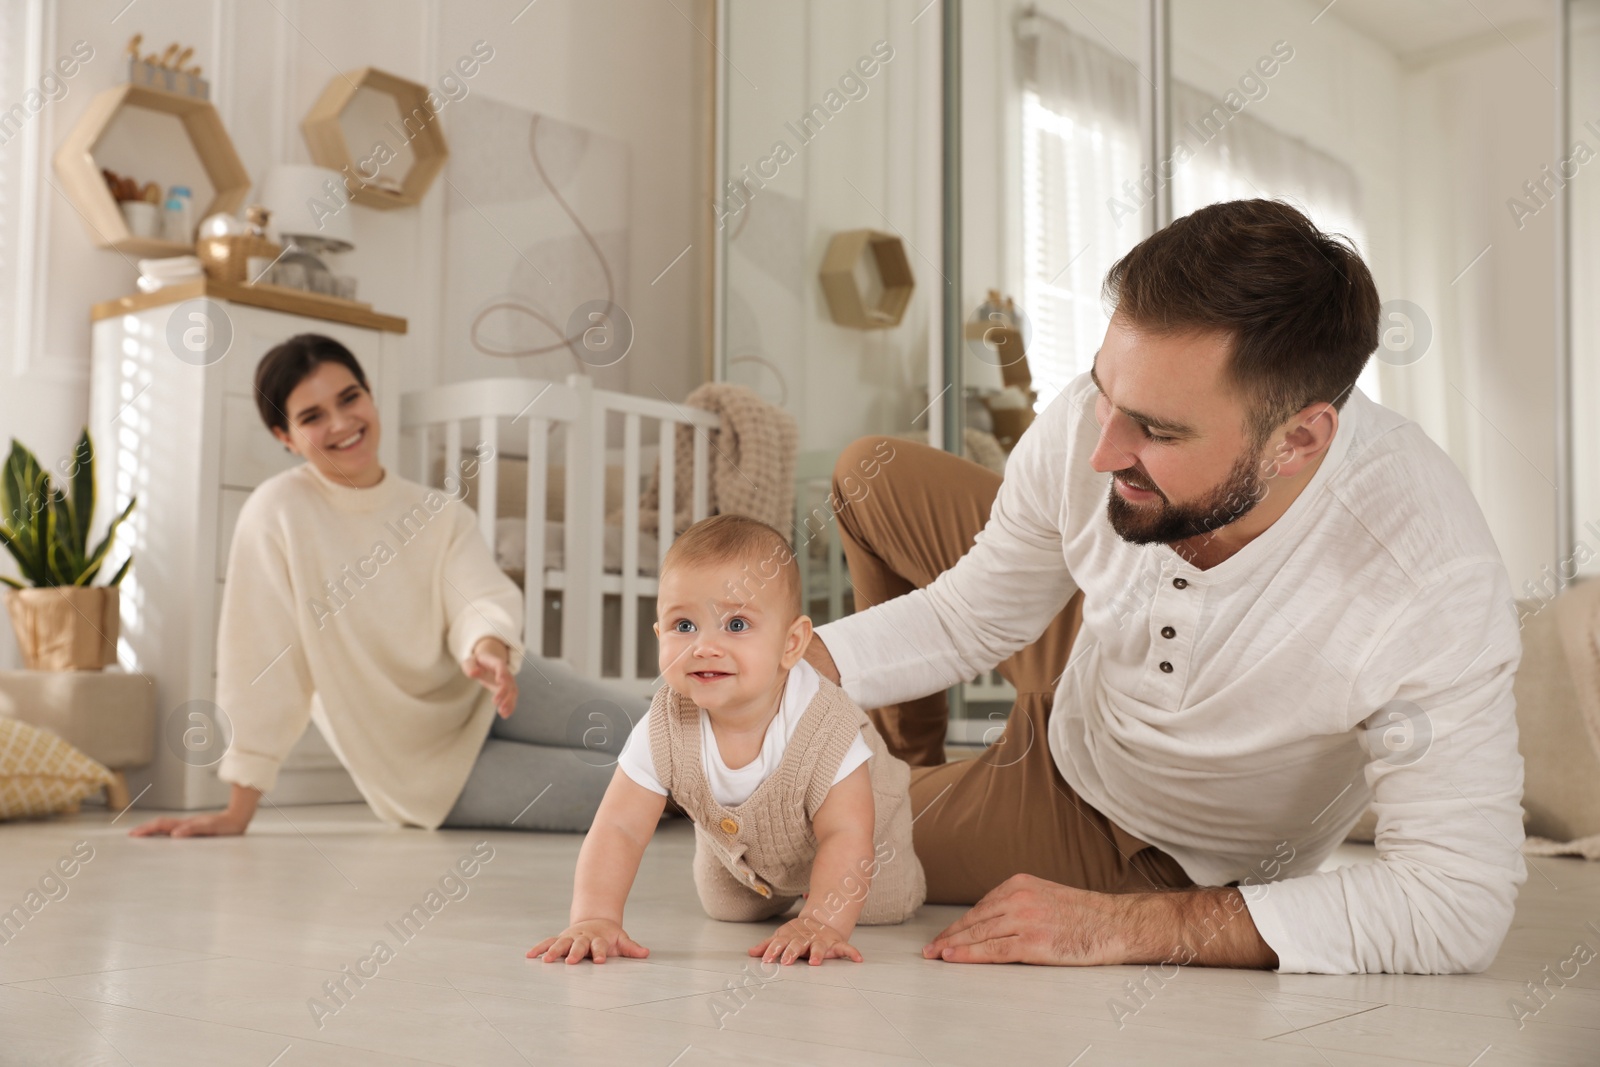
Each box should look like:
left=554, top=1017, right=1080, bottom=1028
left=1395, top=20, right=1560, bottom=597
left=1, top=0, right=709, bottom=662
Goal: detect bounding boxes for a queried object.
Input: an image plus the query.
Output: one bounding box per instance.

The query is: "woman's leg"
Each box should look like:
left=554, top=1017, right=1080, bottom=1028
left=491, top=654, right=650, bottom=754
left=439, top=739, right=616, bottom=832
left=439, top=656, right=651, bottom=832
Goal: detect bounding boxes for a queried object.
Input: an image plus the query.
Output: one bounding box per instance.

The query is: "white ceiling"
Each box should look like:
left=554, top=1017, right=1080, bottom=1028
left=1325, top=0, right=1553, bottom=62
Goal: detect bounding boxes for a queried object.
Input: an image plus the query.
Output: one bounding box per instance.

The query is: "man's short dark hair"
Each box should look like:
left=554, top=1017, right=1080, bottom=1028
left=254, top=333, right=370, bottom=434
left=1102, top=199, right=1380, bottom=442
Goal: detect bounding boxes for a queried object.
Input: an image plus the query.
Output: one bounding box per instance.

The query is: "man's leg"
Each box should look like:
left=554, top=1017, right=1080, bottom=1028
left=831, top=435, right=1084, bottom=763
left=439, top=739, right=614, bottom=831
left=830, top=436, right=1010, bottom=766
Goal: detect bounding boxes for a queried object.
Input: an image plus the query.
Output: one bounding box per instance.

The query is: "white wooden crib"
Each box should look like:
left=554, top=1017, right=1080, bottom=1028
left=400, top=374, right=720, bottom=696
left=400, top=375, right=1012, bottom=718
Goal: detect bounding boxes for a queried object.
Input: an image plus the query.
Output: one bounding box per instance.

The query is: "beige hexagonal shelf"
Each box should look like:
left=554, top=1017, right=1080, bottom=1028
left=53, top=83, right=250, bottom=257
left=302, top=67, right=448, bottom=210
left=819, top=229, right=915, bottom=329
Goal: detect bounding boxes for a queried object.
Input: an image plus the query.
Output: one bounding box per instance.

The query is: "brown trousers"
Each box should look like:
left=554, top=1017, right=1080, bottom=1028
left=832, top=436, right=1194, bottom=905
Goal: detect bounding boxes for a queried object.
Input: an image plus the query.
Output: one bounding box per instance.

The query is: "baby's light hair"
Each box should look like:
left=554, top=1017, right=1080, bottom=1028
left=661, top=514, right=801, bottom=618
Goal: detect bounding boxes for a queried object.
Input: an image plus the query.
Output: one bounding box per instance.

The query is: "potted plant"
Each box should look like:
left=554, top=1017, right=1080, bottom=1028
left=0, top=429, right=136, bottom=670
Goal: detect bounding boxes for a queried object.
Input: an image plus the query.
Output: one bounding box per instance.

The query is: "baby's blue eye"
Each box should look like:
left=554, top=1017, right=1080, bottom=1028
left=726, top=617, right=749, bottom=633
left=673, top=619, right=696, bottom=633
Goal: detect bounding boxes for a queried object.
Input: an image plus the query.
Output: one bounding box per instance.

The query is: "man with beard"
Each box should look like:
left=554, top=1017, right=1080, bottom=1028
left=803, top=199, right=1525, bottom=975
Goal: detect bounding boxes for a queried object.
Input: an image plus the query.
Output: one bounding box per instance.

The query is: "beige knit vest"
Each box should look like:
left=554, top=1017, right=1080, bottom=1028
left=648, top=674, right=926, bottom=922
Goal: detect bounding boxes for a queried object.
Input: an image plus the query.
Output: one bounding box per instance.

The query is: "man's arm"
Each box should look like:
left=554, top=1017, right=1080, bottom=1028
left=815, top=382, right=1094, bottom=710
left=1241, top=561, right=1525, bottom=974
left=803, top=633, right=841, bottom=685
left=923, top=875, right=1278, bottom=969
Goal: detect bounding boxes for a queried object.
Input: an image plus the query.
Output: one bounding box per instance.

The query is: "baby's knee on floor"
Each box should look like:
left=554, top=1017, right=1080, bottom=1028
left=698, top=891, right=796, bottom=924
left=856, top=902, right=921, bottom=927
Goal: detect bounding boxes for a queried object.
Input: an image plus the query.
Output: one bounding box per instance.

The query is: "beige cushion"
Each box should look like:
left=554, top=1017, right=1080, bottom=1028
left=1525, top=585, right=1600, bottom=841
left=0, top=718, right=113, bottom=820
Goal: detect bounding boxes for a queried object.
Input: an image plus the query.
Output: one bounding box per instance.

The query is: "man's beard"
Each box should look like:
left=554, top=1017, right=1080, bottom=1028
left=1105, top=446, right=1268, bottom=545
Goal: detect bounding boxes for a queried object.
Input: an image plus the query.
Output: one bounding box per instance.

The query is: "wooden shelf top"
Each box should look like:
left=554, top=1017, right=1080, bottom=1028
left=90, top=278, right=408, bottom=334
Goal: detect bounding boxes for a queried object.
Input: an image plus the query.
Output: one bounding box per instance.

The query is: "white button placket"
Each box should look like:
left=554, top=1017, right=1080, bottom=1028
left=1141, top=569, right=1203, bottom=710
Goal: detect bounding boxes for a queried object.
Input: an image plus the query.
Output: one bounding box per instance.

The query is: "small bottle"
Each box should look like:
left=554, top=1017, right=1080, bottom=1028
left=163, top=185, right=194, bottom=245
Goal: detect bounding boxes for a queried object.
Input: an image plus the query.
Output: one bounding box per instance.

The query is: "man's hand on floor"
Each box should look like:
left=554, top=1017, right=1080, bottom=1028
left=922, top=873, right=1277, bottom=969
left=923, top=874, right=1131, bottom=964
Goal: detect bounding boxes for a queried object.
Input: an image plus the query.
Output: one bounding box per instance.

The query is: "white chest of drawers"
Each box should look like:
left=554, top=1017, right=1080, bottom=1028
left=89, top=281, right=407, bottom=811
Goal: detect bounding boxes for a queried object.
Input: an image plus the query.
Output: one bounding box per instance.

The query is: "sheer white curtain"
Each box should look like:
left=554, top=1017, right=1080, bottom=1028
left=1018, top=16, right=1142, bottom=405
left=1019, top=14, right=1379, bottom=406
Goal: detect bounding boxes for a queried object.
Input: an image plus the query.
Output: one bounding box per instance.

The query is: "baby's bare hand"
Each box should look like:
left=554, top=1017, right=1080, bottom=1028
left=748, top=916, right=862, bottom=966
left=528, top=918, right=649, bottom=964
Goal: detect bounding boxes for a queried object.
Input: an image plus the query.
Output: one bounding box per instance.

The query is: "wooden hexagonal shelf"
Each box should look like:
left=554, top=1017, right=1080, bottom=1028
left=53, top=83, right=250, bottom=257
left=302, top=67, right=449, bottom=210
left=819, top=229, right=915, bottom=329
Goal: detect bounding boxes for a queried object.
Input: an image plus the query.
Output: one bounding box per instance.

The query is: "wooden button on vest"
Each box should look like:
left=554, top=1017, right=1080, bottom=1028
left=720, top=817, right=739, bottom=834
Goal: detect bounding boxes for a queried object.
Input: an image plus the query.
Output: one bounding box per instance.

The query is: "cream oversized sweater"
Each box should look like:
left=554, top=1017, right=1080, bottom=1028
left=215, top=463, right=524, bottom=829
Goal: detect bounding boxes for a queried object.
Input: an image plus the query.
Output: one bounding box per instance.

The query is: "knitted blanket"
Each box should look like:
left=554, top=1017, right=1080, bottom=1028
left=638, top=383, right=798, bottom=541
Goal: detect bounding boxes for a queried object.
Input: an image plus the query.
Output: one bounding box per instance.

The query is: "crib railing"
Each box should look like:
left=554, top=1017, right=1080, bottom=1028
left=577, top=381, right=718, bottom=685
left=399, top=374, right=717, bottom=694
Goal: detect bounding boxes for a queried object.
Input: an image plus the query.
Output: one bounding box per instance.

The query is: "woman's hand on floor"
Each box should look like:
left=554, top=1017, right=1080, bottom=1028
left=129, top=785, right=258, bottom=839
left=128, top=811, right=249, bottom=838
left=749, top=916, right=863, bottom=966
left=528, top=918, right=649, bottom=964
left=464, top=637, right=517, bottom=717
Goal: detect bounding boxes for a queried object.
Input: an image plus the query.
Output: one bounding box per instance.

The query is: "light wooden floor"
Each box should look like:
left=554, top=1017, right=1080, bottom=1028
left=2, top=802, right=1596, bottom=1066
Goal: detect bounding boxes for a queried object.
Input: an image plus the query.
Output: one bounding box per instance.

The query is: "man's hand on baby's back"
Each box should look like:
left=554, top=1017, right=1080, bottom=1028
left=749, top=916, right=862, bottom=966
left=528, top=918, right=649, bottom=964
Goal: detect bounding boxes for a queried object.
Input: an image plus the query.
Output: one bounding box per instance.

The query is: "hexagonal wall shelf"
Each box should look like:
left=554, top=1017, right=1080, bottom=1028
left=818, top=229, right=915, bottom=329
left=53, top=83, right=250, bottom=257
left=302, top=67, right=449, bottom=210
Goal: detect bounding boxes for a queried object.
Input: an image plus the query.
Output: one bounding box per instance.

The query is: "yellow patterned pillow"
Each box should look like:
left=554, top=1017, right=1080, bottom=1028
left=0, top=717, right=114, bottom=820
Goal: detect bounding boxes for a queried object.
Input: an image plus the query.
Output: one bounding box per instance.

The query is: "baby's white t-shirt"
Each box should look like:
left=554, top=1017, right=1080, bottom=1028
left=618, top=659, right=874, bottom=808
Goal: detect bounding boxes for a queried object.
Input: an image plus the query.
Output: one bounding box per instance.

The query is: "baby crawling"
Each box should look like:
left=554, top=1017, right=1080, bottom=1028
left=529, top=514, right=924, bottom=966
